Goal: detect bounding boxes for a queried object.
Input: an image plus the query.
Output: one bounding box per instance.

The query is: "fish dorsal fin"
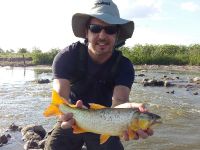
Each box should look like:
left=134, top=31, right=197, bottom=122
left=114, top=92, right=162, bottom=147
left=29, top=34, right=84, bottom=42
left=100, top=135, right=110, bottom=144
left=89, top=103, right=107, bottom=109
left=72, top=124, right=87, bottom=134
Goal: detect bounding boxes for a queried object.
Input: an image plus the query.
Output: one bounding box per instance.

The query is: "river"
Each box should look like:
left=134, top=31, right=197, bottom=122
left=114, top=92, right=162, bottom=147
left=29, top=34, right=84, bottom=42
left=0, top=66, right=200, bottom=150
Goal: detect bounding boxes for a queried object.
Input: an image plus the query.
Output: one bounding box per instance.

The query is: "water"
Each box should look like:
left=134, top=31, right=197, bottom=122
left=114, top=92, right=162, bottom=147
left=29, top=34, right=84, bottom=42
left=0, top=66, right=200, bottom=150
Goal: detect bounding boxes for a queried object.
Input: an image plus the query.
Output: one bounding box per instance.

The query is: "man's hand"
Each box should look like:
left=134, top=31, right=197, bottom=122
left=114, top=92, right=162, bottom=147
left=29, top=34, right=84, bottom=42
left=115, top=102, right=154, bottom=141
left=59, top=100, right=85, bottom=129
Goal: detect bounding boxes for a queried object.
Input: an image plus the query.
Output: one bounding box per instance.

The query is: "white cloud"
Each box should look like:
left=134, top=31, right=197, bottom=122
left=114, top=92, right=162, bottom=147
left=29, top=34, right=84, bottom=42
left=116, top=0, right=163, bottom=19
left=180, top=2, right=200, bottom=12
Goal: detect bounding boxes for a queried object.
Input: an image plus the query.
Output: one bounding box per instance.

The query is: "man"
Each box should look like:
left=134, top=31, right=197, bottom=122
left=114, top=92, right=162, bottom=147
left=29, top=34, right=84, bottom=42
left=45, top=0, right=152, bottom=150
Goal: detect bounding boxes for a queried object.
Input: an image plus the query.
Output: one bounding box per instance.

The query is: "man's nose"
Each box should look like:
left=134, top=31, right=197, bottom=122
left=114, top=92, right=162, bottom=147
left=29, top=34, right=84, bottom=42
left=98, top=29, right=107, bottom=38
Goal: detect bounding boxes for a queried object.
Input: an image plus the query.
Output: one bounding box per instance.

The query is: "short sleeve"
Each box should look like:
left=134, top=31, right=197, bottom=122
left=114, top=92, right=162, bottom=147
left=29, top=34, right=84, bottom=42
left=115, top=57, right=135, bottom=89
left=52, top=44, right=78, bottom=80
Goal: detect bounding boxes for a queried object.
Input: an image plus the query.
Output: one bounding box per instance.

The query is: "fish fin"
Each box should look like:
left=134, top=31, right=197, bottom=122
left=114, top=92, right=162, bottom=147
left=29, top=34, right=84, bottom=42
left=89, top=103, right=107, bottom=109
left=52, top=90, right=78, bottom=108
left=43, top=90, right=67, bottom=117
left=43, top=105, right=62, bottom=117
left=100, top=135, right=110, bottom=144
left=52, top=89, right=67, bottom=105
left=127, top=128, right=135, bottom=140
left=72, top=124, right=87, bottom=134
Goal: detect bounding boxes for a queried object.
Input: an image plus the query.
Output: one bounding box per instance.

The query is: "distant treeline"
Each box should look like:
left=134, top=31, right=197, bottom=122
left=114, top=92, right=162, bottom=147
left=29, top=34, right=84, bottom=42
left=0, top=44, right=200, bottom=66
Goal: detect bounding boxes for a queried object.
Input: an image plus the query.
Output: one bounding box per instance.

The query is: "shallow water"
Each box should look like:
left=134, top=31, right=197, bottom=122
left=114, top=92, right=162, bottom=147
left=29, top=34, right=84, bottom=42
left=0, top=66, right=200, bottom=150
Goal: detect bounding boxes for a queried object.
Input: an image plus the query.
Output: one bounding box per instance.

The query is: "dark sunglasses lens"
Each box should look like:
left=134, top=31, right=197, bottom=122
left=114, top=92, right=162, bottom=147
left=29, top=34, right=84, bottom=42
left=89, top=25, right=102, bottom=33
left=104, top=26, right=118, bottom=34
left=89, top=24, right=118, bottom=35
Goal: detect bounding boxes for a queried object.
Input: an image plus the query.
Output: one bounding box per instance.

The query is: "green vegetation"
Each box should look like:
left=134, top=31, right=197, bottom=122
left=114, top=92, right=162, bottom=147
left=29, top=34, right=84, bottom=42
left=119, top=44, right=200, bottom=65
left=0, top=44, right=200, bottom=66
left=0, top=47, right=60, bottom=66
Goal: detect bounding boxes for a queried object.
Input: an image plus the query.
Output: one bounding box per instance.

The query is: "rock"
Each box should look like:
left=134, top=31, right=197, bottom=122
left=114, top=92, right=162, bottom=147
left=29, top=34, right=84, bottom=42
left=137, top=73, right=145, bottom=77
left=6, top=134, right=11, bottom=139
left=0, top=135, right=8, bottom=144
left=166, top=90, right=175, bottom=94
left=21, top=124, right=47, bottom=149
left=175, top=76, right=180, bottom=79
left=164, top=80, right=173, bottom=87
left=38, top=139, right=46, bottom=149
left=37, top=79, right=50, bottom=84
left=21, top=125, right=46, bottom=139
left=193, top=92, right=198, bottom=95
left=8, top=123, right=19, bottom=131
left=141, top=69, right=147, bottom=72
left=24, top=139, right=39, bottom=150
left=33, top=125, right=46, bottom=139
left=22, top=130, right=42, bottom=142
left=190, top=77, right=200, bottom=84
left=142, top=79, right=164, bottom=86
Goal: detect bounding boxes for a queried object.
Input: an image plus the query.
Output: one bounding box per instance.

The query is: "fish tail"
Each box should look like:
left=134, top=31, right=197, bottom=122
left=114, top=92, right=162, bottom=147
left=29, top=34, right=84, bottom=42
left=43, top=89, right=67, bottom=117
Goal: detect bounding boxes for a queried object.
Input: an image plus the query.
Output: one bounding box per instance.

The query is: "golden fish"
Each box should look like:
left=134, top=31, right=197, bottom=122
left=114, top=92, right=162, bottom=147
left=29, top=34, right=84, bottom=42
left=44, top=90, right=161, bottom=144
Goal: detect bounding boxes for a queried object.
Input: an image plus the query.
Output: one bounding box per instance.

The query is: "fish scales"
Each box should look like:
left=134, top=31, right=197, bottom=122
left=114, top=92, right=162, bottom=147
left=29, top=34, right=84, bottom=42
left=60, top=105, right=140, bottom=135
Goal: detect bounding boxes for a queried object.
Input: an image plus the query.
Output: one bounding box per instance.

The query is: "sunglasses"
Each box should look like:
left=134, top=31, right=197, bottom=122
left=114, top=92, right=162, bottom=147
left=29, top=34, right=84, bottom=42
left=88, top=24, right=118, bottom=35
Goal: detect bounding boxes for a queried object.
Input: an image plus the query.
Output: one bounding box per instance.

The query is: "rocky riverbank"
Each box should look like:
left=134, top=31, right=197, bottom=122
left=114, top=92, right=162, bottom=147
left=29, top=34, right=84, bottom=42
left=135, top=65, right=200, bottom=73
left=0, top=123, right=46, bottom=150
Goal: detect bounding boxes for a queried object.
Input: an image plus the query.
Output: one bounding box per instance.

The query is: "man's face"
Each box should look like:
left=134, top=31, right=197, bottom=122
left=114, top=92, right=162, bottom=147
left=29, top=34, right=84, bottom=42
left=86, top=18, right=118, bottom=58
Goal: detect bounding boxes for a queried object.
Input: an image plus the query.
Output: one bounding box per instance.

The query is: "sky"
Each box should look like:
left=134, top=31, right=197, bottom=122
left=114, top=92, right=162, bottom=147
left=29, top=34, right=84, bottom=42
left=0, top=0, right=200, bottom=52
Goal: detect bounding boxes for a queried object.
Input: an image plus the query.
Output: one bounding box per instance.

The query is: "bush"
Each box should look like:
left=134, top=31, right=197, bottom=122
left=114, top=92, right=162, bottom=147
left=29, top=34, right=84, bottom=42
left=120, top=44, right=199, bottom=65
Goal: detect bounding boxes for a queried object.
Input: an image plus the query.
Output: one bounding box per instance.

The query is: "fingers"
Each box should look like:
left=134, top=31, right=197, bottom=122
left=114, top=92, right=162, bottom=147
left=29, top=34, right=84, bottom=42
left=116, top=102, right=148, bottom=112
left=122, top=128, right=154, bottom=141
left=146, top=128, right=154, bottom=136
left=76, top=100, right=83, bottom=108
left=138, top=104, right=148, bottom=112
left=76, top=100, right=88, bottom=109
left=130, top=103, right=147, bottom=112
left=136, top=129, right=148, bottom=139
left=59, top=113, right=74, bottom=129
left=61, top=119, right=75, bottom=129
left=122, top=131, right=129, bottom=141
left=60, top=100, right=87, bottom=129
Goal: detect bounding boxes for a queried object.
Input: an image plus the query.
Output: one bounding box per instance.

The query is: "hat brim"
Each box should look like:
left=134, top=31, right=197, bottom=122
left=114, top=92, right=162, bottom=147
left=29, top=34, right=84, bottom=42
left=72, top=13, right=134, bottom=43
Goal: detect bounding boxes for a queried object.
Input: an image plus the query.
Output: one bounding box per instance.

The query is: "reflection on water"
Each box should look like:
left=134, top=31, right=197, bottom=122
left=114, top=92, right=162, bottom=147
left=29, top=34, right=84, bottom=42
left=0, top=67, right=35, bottom=84
left=0, top=66, right=200, bottom=150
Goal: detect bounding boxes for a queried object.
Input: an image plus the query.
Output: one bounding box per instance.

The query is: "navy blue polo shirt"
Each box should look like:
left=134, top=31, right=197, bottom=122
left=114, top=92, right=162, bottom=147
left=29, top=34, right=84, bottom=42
left=52, top=42, right=135, bottom=107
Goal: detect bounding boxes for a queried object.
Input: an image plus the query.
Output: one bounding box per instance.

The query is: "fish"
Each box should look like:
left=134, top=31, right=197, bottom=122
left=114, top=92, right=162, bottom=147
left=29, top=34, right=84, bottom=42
left=43, top=90, right=161, bottom=144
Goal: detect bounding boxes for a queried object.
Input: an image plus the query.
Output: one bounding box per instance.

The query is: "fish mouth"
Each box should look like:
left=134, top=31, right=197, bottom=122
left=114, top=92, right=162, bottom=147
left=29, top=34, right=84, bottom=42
left=152, top=119, right=162, bottom=126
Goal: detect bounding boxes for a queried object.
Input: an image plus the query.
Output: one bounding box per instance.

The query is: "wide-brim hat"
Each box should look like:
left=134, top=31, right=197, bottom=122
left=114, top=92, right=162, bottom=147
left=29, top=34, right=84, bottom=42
left=72, top=0, right=134, bottom=44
